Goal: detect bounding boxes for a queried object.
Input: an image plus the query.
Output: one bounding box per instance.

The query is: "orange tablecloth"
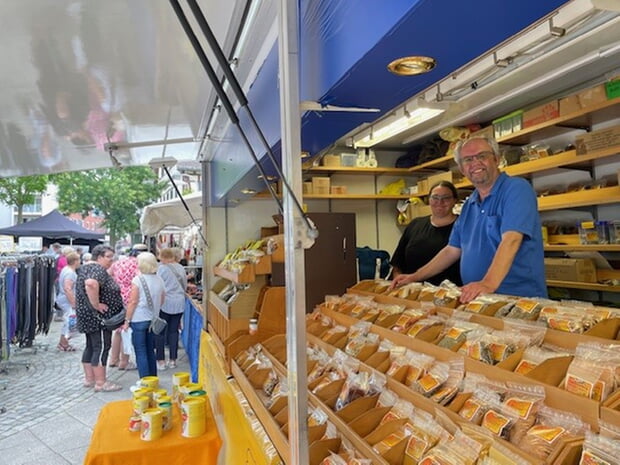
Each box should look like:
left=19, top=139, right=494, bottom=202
left=84, top=399, right=222, bottom=465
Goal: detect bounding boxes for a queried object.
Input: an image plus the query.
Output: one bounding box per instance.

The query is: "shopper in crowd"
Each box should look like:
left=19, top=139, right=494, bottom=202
left=121, top=252, right=165, bottom=378
left=56, top=246, right=74, bottom=274
left=47, top=242, right=61, bottom=257
left=175, top=247, right=189, bottom=267
left=75, top=245, right=123, bottom=392
left=194, top=249, right=203, bottom=285
left=56, top=251, right=80, bottom=351
left=390, top=181, right=462, bottom=286
left=107, top=244, right=148, bottom=370
left=155, top=247, right=187, bottom=370
left=54, top=246, right=75, bottom=320
left=390, top=136, right=546, bottom=302
left=82, top=252, right=92, bottom=263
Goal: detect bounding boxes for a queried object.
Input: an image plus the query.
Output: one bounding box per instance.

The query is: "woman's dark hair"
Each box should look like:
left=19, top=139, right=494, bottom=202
left=91, top=245, right=114, bottom=260
left=429, top=180, right=458, bottom=199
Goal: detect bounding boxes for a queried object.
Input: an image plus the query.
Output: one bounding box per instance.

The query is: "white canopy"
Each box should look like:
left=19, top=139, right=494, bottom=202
left=140, top=192, right=202, bottom=236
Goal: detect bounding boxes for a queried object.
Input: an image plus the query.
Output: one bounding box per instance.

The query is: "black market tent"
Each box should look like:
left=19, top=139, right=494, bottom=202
left=0, top=209, right=105, bottom=242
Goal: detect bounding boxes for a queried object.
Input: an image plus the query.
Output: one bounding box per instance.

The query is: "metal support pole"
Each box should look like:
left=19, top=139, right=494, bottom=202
left=278, top=1, right=309, bottom=464
left=200, top=159, right=210, bottom=331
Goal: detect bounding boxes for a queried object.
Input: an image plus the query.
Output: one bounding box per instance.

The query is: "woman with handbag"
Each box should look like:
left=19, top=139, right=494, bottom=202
left=121, top=252, right=165, bottom=378
left=155, top=247, right=187, bottom=370
left=75, top=245, right=124, bottom=392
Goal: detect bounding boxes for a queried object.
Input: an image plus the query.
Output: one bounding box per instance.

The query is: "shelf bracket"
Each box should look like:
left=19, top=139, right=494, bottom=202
left=555, top=123, right=591, bottom=132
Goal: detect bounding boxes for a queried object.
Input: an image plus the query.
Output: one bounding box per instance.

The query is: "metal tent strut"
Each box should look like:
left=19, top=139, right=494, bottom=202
left=185, top=0, right=317, bottom=241
left=169, top=0, right=317, bottom=241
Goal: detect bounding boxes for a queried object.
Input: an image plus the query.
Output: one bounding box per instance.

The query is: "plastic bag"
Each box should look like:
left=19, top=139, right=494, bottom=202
left=121, top=328, right=134, bottom=356
left=67, top=313, right=78, bottom=336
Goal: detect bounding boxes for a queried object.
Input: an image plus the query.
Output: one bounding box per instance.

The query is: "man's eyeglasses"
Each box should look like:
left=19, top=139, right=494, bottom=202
left=459, top=151, right=495, bottom=166
left=104, top=254, right=114, bottom=259
left=429, top=194, right=454, bottom=202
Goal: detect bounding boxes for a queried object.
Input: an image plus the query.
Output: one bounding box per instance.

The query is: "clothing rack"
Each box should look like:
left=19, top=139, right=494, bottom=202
left=0, top=254, right=56, bottom=371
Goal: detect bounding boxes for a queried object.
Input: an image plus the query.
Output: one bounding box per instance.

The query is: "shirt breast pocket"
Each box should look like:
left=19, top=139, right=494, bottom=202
left=485, top=215, right=502, bottom=244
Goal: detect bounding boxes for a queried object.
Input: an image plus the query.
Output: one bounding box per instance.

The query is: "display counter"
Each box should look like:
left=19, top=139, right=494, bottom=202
left=200, top=331, right=283, bottom=465
left=83, top=399, right=221, bottom=465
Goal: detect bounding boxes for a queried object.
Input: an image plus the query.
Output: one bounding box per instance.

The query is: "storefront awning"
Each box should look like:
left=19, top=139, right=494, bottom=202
left=140, top=192, right=202, bottom=236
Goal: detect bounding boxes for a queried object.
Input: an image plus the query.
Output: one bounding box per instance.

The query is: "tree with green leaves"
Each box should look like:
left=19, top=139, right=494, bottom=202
left=53, top=167, right=165, bottom=246
left=0, top=175, right=49, bottom=224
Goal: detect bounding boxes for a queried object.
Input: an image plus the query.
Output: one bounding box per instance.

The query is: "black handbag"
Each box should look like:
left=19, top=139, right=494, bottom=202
left=102, top=309, right=126, bottom=331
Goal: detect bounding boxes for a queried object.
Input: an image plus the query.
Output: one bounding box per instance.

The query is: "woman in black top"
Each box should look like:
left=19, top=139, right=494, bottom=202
left=391, top=181, right=462, bottom=286
left=75, top=245, right=124, bottom=392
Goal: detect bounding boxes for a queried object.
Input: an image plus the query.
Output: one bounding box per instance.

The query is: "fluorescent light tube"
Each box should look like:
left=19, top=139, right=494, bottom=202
left=354, top=102, right=446, bottom=148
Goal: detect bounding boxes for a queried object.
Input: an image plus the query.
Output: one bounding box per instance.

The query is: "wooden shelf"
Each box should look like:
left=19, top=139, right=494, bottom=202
left=545, top=244, right=620, bottom=252
left=450, top=185, right=620, bottom=212
left=306, top=166, right=411, bottom=176
left=537, top=185, right=620, bottom=211
left=304, top=194, right=413, bottom=200
left=253, top=192, right=414, bottom=200
left=213, top=263, right=255, bottom=284
left=498, top=97, right=620, bottom=145
left=547, top=279, right=620, bottom=293
left=454, top=144, right=620, bottom=190
left=408, top=154, right=454, bottom=173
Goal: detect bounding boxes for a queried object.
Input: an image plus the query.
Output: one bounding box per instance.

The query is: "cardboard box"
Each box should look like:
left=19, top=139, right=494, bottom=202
left=559, top=94, right=581, bottom=115
left=544, top=257, right=597, bottom=283
left=522, top=100, right=559, bottom=128
left=407, top=202, right=431, bottom=220
left=416, top=178, right=428, bottom=195
left=330, top=185, right=347, bottom=195
left=302, top=182, right=313, bottom=195
left=311, top=176, right=330, bottom=195
left=321, top=154, right=340, bottom=167
left=426, top=170, right=455, bottom=189
left=578, top=84, right=607, bottom=108
left=575, top=124, right=620, bottom=155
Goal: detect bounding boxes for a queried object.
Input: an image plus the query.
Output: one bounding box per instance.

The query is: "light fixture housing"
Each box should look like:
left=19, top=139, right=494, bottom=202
left=353, top=99, right=447, bottom=148
left=387, top=56, right=436, bottom=76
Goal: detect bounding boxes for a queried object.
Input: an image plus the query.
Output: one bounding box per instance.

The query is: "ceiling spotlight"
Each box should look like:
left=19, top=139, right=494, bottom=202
left=241, top=188, right=257, bottom=195
left=258, top=174, right=277, bottom=182
left=387, top=56, right=436, bottom=76
left=301, top=151, right=310, bottom=158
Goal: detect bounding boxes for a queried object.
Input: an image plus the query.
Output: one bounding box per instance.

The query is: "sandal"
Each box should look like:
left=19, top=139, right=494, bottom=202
left=94, top=381, right=122, bottom=392
left=57, top=343, right=76, bottom=352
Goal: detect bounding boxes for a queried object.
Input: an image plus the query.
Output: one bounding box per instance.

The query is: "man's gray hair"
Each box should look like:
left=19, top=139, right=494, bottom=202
left=453, top=136, right=500, bottom=164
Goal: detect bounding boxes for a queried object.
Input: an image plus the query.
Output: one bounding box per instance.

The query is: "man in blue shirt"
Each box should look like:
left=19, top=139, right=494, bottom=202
left=391, top=136, right=546, bottom=303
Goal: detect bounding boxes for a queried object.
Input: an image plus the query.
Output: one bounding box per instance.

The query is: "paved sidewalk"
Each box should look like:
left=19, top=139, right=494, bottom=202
left=0, top=320, right=191, bottom=465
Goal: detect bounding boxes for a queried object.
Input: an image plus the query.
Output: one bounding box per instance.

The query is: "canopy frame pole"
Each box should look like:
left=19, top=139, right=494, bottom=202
left=278, top=1, right=309, bottom=464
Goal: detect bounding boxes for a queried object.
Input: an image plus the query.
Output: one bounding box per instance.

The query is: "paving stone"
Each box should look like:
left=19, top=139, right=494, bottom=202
left=0, top=316, right=192, bottom=463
